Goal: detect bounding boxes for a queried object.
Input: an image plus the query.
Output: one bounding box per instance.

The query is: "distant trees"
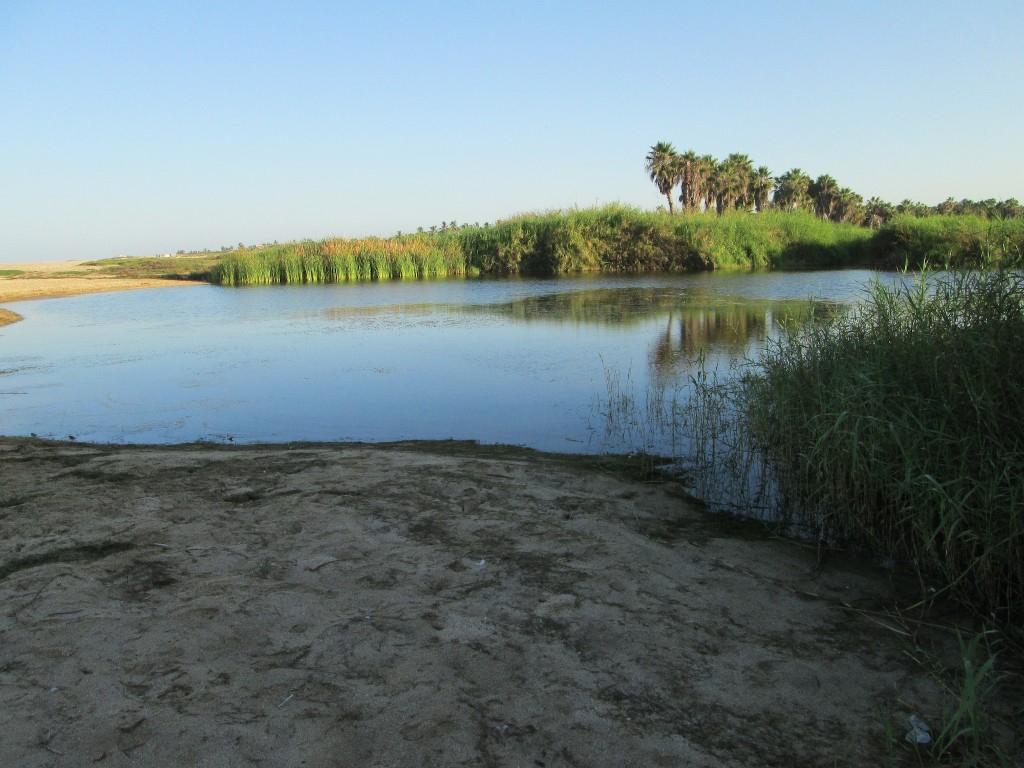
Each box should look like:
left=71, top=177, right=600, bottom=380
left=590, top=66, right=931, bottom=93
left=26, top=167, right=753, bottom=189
left=644, top=142, right=1022, bottom=226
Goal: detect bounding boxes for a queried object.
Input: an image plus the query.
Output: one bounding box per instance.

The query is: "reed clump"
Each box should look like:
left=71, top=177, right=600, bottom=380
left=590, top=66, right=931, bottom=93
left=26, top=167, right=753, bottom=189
left=457, top=206, right=872, bottom=275
left=206, top=208, right=1023, bottom=285
left=209, top=207, right=877, bottom=285
left=211, top=236, right=470, bottom=285
left=872, top=215, right=1024, bottom=270
left=740, top=270, right=1024, bottom=626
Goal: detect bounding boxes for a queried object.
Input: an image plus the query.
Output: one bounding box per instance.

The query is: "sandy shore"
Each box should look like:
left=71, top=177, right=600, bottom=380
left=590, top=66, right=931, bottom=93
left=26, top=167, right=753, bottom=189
left=0, top=437, right=971, bottom=766
left=0, top=259, right=198, bottom=308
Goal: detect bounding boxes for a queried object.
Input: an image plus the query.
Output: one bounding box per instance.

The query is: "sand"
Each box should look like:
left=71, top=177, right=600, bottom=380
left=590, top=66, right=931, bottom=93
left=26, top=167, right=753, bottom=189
left=0, top=437, right=968, bottom=767
left=0, top=259, right=197, bottom=307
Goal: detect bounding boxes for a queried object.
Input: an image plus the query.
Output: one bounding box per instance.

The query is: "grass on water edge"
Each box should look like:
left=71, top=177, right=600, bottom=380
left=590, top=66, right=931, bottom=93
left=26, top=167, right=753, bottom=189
left=83, top=208, right=1024, bottom=285
left=646, top=269, right=1024, bottom=764
left=209, top=207, right=875, bottom=285
left=730, top=270, right=1023, bottom=764
left=82, top=254, right=222, bottom=281
left=738, top=269, right=1023, bottom=628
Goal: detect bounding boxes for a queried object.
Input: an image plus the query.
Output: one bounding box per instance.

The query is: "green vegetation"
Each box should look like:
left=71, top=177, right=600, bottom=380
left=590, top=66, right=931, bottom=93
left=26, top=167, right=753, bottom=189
left=0, top=269, right=25, bottom=277
left=211, top=236, right=469, bottom=285
left=738, top=270, right=1023, bottom=628
left=209, top=207, right=877, bottom=285
left=643, top=141, right=1023, bottom=227
left=74, top=142, right=1020, bottom=284
left=870, top=215, right=1024, bottom=269
left=84, top=255, right=221, bottom=280
left=79, top=208, right=1024, bottom=286
left=183, top=208, right=1022, bottom=285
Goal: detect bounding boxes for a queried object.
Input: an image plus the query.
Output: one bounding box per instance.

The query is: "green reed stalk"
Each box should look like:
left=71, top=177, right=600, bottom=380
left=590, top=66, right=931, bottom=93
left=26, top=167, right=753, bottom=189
left=738, top=270, right=1024, bottom=626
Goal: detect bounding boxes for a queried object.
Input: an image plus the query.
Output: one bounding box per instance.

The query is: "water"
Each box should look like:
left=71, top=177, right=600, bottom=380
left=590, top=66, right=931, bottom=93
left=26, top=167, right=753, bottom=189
left=0, top=271, right=905, bottom=455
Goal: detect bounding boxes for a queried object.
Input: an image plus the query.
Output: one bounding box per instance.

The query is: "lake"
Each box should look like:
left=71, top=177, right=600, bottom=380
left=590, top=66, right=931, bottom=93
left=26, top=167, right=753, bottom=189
left=0, top=270, right=903, bottom=459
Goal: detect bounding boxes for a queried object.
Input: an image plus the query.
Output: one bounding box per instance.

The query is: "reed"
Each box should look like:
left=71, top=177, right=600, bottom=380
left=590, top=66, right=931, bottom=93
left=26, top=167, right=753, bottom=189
left=738, top=270, right=1024, bottom=626
left=457, top=206, right=872, bottom=275
left=211, top=236, right=469, bottom=285
left=204, top=208, right=1023, bottom=285
left=872, top=215, right=1024, bottom=270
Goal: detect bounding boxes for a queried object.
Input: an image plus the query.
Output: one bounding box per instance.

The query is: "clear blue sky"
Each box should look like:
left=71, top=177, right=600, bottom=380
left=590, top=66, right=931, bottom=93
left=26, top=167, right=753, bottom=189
left=2, top=1, right=1022, bottom=262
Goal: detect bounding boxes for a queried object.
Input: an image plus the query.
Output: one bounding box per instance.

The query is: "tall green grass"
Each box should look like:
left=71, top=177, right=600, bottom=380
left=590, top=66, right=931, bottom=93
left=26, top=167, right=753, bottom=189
left=211, top=236, right=470, bottom=285
left=210, top=207, right=874, bottom=285
left=872, top=215, right=1024, bottom=270
left=457, top=206, right=872, bottom=275
left=207, top=208, right=1024, bottom=285
left=740, top=270, right=1024, bottom=626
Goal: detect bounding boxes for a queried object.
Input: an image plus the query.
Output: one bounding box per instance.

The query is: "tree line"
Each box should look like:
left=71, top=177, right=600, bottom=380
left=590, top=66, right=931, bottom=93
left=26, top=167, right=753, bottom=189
left=645, top=142, right=1023, bottom=227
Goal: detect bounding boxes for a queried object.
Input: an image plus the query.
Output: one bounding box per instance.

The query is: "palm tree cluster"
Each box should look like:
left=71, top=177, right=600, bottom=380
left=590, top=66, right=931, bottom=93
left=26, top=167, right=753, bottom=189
left=645, top=142, right=1022, bottom=227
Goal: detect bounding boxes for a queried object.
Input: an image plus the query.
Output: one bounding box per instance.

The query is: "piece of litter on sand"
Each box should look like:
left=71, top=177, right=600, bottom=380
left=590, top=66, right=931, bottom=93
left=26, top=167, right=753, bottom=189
left=304, top=555, right=339, bottom=572
left=472, top=559, right=486, bottom=570
left=905, top=714, right=931, bottom=745
left=277, top=693, right=294, bottom=708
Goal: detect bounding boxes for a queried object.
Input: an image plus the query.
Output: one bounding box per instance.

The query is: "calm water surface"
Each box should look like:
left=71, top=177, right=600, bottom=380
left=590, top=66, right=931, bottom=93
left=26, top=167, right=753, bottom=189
left=0, top=271, right=904, bottom=453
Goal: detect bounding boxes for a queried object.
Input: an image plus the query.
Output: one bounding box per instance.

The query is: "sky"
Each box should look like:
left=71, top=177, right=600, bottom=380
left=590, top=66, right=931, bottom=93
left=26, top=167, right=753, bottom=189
left=1, top=1, right=1022, bottom=262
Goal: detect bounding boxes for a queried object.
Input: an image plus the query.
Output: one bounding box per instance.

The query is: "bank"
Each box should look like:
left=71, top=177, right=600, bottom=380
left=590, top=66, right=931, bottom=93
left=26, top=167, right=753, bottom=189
left=0, top=438, right=1016, bottom=766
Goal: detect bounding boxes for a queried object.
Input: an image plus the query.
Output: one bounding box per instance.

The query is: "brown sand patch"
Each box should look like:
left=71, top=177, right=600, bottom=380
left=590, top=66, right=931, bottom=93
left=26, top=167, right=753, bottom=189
left=0, top=258, right=204, bottom=306
left=0, top=276, right=196, bottom=304
left=0, top=308, right=22, bottom=326
left=0, top=438, right=999, bottom=766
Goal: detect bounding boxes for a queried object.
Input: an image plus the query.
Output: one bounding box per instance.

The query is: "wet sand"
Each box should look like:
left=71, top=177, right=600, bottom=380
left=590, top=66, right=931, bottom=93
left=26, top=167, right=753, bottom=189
left=0, top=437, right=959, bottom=767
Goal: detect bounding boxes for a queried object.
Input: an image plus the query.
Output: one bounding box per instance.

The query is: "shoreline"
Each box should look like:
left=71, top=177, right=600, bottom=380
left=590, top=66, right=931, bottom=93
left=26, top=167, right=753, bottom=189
left=0, top=276, right=199, bottom=307
left=0, top=436, right=992, bottom=765
left=0, top=258, right=206, bottom=321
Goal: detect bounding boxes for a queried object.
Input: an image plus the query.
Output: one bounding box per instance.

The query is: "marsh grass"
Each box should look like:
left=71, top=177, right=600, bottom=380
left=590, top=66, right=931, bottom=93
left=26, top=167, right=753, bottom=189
left=535, top=269, right=1023, bottom=629
left=211, top=236, right=470, bottom=285
left=458, top=206, right=873, bottom=275
left=879, top=629, right=1014, bottom=767
left=116, top=209, right=1024, bottom=285
left=931, top=632, right=1006, bottom=765
left=873, top=216, right=1024, bottom=270
left=84, top=255, right=221, bottom=280
left=209, top=207, right=876, bottom=284
left=738, top=270, right=1024, bottom=627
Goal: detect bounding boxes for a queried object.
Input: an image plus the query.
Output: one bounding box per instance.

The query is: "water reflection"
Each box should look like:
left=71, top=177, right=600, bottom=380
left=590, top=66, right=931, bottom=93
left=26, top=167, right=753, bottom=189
left=0, top=273, right=882, bottom=451
left=647, top=301, right=841, bottom=377
left=322, top=287, right=842, bottom=378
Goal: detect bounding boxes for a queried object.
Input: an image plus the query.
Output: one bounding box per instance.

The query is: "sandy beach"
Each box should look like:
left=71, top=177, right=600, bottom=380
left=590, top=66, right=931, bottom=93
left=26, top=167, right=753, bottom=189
left=0, top=437, right=971, bottom=767
left=0, top=260, right=199, bottom=313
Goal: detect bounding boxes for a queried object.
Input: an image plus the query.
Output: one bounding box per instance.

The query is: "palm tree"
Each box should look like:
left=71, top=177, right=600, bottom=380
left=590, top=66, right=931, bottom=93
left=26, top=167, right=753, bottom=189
left=706, top=158, right=724, bottom=214
left=997, top=198, right=1024, bottom=219
left=863, top=197, right=894, bottom=228
left=751, top=166, right=774, bottom=212
left=676, top=150, right=699, bottom=212
left=719, top=153, right=754, bottom=211
left=835, top=188, right=863, bottom=223
left=809, top=175, right=840, bottom=220
left=774, top=169, right=812, bottom=211
left=646, top=142, right=680, bottom=213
